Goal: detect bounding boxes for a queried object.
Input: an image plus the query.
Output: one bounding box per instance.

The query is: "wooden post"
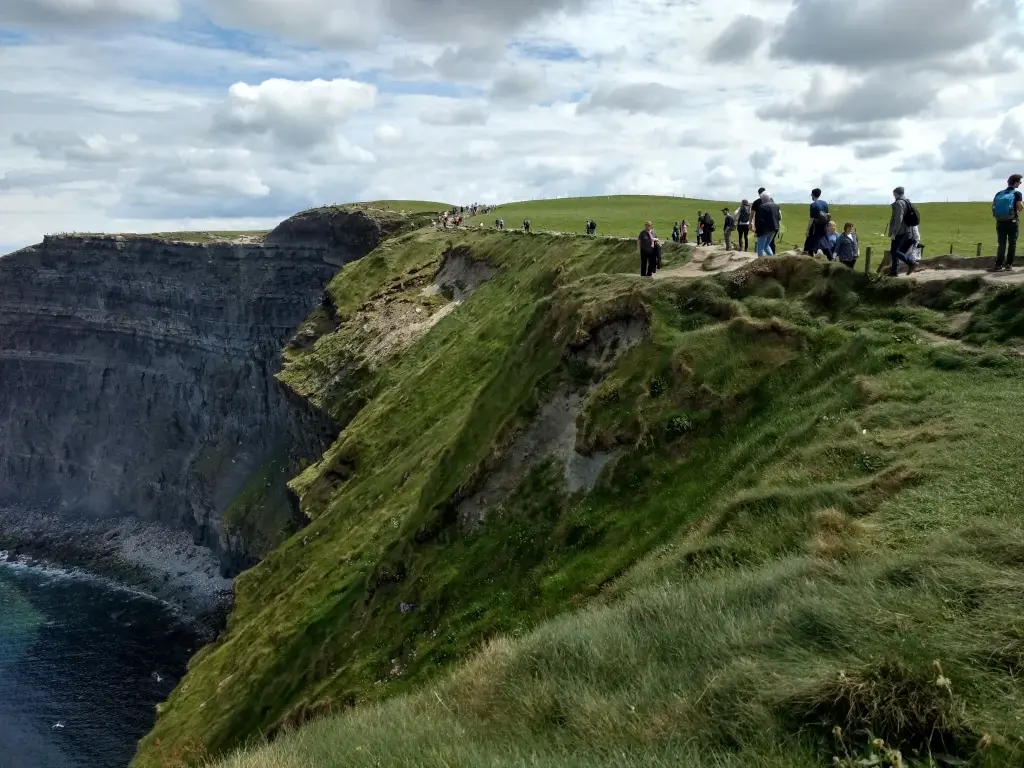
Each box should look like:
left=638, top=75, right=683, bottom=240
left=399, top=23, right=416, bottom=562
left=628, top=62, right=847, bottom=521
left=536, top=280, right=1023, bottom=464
left=865, top=246, right=872, bottom=274
left=949, top=244, right=954, bottom=255
left=977, top=243, right=983, bottom=258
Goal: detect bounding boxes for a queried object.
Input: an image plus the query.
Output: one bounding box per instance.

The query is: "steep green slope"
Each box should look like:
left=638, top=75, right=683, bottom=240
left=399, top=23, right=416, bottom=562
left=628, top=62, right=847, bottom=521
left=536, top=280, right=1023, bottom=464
left=209, top=259, right=1024, bottom=768
left=475, top=195, right=1003, bottom=262
left=134, top=229, right=689, bottom=765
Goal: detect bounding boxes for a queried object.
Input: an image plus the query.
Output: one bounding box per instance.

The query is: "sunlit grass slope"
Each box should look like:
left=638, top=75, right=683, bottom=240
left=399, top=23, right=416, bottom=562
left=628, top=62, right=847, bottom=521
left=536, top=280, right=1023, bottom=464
left=473, top=195, right=1004, bottom=261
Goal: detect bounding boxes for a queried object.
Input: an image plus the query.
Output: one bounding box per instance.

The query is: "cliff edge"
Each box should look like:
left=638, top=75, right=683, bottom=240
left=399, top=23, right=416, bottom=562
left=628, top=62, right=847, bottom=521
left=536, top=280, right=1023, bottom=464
left=0, top=206, right=427, bottom=616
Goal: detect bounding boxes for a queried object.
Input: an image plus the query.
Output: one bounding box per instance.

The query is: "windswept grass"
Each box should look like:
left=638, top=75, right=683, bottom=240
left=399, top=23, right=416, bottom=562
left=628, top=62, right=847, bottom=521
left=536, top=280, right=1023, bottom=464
left=138, top=232, right=1024, bottom=768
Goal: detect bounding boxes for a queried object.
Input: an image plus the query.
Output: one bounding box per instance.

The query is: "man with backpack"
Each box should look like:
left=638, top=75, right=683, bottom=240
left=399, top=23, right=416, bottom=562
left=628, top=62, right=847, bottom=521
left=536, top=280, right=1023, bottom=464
left=722, top=208, right=736, bottom=251
left=992, top=174, right=1023, bottom=272
left=734, top=199, right=751, bottom=251
left=888, top=186, right=920, bottom=276
left=754, top=191, right=781, bottom=257
left=805, top=188, right=830, bottom=256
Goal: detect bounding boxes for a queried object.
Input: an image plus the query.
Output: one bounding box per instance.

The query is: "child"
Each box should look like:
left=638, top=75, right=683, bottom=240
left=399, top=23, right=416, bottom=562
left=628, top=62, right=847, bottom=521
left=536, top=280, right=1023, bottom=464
left=834, top=222, right=859, bottom=269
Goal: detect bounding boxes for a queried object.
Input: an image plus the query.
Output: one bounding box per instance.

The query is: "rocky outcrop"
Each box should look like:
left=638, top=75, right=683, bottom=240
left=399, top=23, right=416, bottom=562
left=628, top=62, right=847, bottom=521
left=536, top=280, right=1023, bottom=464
left=0, top=208, right=410, bottom=614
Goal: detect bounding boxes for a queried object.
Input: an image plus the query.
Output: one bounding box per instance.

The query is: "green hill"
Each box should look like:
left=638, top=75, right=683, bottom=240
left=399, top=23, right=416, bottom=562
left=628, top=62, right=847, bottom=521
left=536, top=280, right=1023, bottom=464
left=473, top=195, right=1004, bottom=263
left=135, top=211, right=1024, bottom=768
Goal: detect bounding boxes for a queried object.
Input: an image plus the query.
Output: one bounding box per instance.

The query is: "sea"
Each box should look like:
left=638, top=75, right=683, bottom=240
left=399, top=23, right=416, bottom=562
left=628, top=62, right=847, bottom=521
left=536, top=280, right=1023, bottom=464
left=0, top=556, right=203, bottom=768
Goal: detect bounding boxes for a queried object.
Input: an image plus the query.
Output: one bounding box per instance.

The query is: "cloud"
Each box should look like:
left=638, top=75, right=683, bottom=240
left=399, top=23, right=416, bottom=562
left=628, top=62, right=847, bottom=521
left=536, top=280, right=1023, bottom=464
left=489, top=68, right=549, bottom=104
left=0, top=0, right=180, bottom=27
left=771, top=0, right=1013, bottom=69
left=576, top=82, right=684, bottom=115
left=212, top=78, right=377, bottom=148
left=749, top=148, right=776, bottom=171
left=374, top=124, right=403, bottom=144
left=804, top=123, right=902, bottom=147
left=433, top=46, right=505, bottom=81
left=853, top=142, right=899, bottom=160
left=419, top=102, right=489, bottom=126
left=894, top=153, right=940, bottom=173
left=706, top=15, right=765, bottom=63
left=13, top=131, right=138, bottom=163
left=206, top=0, right=592, bottom=46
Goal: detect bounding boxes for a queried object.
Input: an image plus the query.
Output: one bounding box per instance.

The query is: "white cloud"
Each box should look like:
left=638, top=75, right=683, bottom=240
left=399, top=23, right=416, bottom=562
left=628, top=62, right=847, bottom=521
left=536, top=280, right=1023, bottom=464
left=374, top=124, right=403, bottom=144
left=214, top=78, right=377, bottom=148
left=0, top=0, right=180, bottom=26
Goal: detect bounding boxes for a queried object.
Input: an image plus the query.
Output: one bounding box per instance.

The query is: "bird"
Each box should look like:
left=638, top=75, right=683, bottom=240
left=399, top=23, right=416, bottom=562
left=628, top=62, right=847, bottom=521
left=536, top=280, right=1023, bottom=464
left=52, top=722, right=65, bottom=729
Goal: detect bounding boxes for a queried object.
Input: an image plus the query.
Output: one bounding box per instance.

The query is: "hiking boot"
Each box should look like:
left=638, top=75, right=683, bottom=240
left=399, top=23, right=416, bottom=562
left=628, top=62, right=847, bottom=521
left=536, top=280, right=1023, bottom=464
left=907, top=263, right=917, bottom=275
left=1005, top=265, right=1015, bottom=272
left=989, top=265, right=1004, bottom=273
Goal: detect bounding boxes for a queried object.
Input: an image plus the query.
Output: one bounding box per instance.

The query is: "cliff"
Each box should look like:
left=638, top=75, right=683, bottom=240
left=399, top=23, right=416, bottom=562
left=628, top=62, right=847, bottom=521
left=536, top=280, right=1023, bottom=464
left=0, top=207, right=423, bottom=615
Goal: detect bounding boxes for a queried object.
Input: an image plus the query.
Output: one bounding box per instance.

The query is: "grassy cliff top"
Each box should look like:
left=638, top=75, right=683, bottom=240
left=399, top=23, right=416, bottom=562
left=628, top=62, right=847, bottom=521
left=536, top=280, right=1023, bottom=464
left=135, top=215, right=1024, bottom=768
left=473, top=195, right=1003, bottom=261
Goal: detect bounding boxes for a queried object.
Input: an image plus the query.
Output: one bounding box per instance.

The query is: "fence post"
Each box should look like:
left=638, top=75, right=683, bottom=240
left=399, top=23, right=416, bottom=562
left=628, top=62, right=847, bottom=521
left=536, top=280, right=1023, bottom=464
left=865, top=246, right=872, bottom=274
left=949, top=244, right=954, bottom=255
left=977, top=243, right=983, bottom=258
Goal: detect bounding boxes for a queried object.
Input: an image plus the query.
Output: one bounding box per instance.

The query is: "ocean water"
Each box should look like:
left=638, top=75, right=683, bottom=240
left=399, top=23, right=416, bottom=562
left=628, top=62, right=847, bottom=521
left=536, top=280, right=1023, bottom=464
left=0, top=559, right=203, bottom=768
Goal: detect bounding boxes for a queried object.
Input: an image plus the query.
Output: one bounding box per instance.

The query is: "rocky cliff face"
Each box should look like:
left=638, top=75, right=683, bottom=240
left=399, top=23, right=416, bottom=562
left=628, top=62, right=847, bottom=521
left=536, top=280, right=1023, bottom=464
left=0, top=208, right=413, bottom=615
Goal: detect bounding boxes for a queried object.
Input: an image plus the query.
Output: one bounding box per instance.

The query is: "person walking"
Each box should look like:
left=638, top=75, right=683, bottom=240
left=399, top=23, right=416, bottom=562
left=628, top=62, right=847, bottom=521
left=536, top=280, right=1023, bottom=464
left=992, top=173, right=1023, bottom=271
left=722, top=208, right=736, bottom=251
left=804, top=188, right=831, bottom=255
left=638, top=221, right=661, bottom=277
left=696, top=212, right=704, bottom=246
left=702, top=211, right=716, bottom=245
left=672, top=222, right=681, bottom=243
left=735, top=199, right=751, bottom=251
left=681, top=219, right=689, bottom=244
left=834, top=223, right=859, bottom=268
left=754, top=191, right=780, bottom=257
left=523, top=219, right=532, bottom=234
left=887, top=186, right=919, bottom=276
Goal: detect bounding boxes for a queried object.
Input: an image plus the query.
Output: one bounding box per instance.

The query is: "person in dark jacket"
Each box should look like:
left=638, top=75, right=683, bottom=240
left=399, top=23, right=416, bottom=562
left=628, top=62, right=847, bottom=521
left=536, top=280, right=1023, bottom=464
left=735, top=199, right=751, bottom=251
left=834, top=222, right=859, bottom=268
left=702, top=211, right=715, bottom=245
left=804, top=188, right=830, bottom=255
left=722, top=208, right=736, bottom=251
left=638, top=221, right=661, bottom=277
left=754, top=191, right=781, bottom=257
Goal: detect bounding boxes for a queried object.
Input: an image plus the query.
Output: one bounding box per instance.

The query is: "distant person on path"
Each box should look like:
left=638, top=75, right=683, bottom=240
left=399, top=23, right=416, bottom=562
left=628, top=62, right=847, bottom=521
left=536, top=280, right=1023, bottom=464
left=754, top=191, right=781, bottom=257
left=523, top=219, right=531, bottom=234
left=496, top=217, right=504, bottom=230
left=672, top=222, right=681, bottom=243
left=722, top=208, right=736, bottom=251
left=734, top=199, right=751, bottom=251
left=888, top=186, right=920, bottom=276
left=638, top=221, right=661, bottom=277
left=804, top=188, right=831, bottom=256
left=702, top=211, right=715, bottom=245
left=992, top=173, right=1023, bottom=271
left=696, top=212, right=704, bottom=246
left=681, top=219, right=689, bottom=244
left=834, top=222, right=859, bottom=269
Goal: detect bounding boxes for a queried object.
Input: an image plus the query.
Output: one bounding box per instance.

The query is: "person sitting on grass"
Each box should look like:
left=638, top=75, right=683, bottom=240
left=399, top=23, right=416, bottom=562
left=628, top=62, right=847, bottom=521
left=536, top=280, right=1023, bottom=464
left=834, top=222, right=859, bottom=269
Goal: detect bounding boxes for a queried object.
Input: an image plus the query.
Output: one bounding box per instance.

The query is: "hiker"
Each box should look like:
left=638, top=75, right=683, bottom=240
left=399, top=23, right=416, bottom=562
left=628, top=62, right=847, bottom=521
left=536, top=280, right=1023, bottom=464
left=672, top=222, right=681, bottom=243
left=589, top=219, right=598, bottom=235
left=992, top=173, right=1023, bottom=272
left=805, top=188, right=831, bottom=256
left=734, top=199, right=751, bottom=252
left=681, top=219, right=689, bottom=245
left=820, top=220, right=839, bottom=260
left=523, top=219, right=531, bottom=234
left=834, top=222, right=859, bottom=269
left=703, top=211, right=716, bottom=245
left=888, top=186, right=920, bottom=276
left=638, top=221, right=661, bottom=277
left=722, top=208, right=736, bottom=251
left=750, top=188, right=779, bottom=252
left=696, top=212, right=704, bottom=246
left=754, top=191, right=781, bottom=257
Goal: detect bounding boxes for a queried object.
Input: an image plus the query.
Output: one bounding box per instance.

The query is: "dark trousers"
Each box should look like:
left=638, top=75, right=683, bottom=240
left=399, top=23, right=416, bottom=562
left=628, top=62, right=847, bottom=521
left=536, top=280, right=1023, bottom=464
left=889, top=235, right=915, bottom=276
left=840, top=260, right=856, bottom=270
left=737, top=226, right=749, bottom=251
left=996, top=220, right=1019, bottom=268
left=769, top=233, right=777, bottom=253
left=641, top=246, right=660, bottom=276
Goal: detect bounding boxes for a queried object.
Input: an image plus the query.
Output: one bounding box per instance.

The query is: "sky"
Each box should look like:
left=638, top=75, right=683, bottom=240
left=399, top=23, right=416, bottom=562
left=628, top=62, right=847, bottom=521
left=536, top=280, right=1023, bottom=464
left=0, top=0, right=1022, bottom=253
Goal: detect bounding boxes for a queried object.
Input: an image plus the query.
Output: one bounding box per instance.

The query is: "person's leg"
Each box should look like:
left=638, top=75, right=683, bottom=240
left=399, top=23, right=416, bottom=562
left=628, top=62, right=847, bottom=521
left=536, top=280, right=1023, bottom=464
left=725, top=231, right=732, bottom=251
left=766, top=233, right=775, bottom=257
left=996, top=223, right=1008, bottom=269
left=1009, top=222, right=1020, bottom=268
left=756, top=234, right=769, bottom=257
left=640, top=253, right=649, bottom=277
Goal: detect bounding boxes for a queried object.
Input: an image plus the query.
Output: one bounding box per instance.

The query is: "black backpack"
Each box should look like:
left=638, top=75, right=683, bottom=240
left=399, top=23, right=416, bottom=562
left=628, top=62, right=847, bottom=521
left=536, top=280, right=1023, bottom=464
left=902, top=199, right=920, bottom=227
left=738, top=205, right=750, bottom=224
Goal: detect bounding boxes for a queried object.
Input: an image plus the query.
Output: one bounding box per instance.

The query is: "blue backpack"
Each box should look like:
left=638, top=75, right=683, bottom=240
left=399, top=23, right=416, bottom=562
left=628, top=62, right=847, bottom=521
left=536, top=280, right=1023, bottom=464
left=994, top=189, right=1018, bottom=221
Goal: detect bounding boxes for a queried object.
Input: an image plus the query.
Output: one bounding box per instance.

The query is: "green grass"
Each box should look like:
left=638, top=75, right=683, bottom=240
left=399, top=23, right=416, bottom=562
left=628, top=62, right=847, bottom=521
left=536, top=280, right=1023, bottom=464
left=136, top=223, right=1024, bottom=768
left=473, top=195, right=1005, bottom=262
left=144, top=231, right=271, bottom=243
